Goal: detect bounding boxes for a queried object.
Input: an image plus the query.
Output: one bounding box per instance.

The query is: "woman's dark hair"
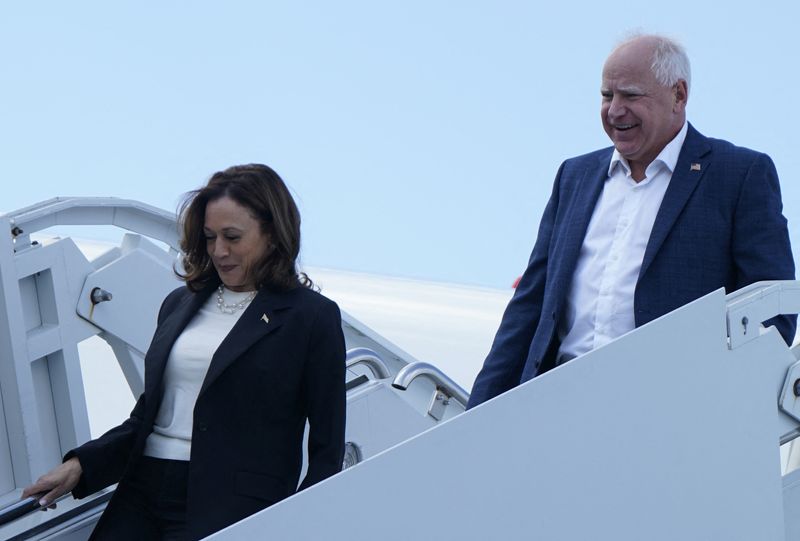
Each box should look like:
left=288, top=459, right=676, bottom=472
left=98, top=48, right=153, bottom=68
left=177, top=163, right=312, bottom=292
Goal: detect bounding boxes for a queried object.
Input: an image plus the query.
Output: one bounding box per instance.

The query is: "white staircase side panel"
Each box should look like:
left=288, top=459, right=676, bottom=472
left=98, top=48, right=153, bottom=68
left=209, top=289, right=790, bottom=541
left=76, top=234, right=182, bottom=355
left=784, top=469, right=800, bottom=540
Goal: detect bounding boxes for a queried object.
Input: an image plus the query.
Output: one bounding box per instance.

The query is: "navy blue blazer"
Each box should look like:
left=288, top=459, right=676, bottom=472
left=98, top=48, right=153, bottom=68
left=468, top=124, right=796, bottom=408
left=69, top=283, right=346, bottom=540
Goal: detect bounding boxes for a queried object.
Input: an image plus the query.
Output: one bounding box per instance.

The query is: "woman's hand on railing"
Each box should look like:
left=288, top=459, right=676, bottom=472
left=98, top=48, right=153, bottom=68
left=21, top=457, right=82, bottom=508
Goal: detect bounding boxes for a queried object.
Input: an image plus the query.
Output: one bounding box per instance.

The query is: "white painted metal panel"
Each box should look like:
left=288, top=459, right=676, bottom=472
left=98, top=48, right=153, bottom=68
left=76, top=234, right=180, bottom=355
left=784, top=469, right=800, bottom=540
left=210, top=290, right=791, bottom=541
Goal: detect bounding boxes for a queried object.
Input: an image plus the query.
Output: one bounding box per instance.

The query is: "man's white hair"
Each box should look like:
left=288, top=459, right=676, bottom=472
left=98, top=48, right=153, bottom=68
left=617, top=33, right=692, bottom=94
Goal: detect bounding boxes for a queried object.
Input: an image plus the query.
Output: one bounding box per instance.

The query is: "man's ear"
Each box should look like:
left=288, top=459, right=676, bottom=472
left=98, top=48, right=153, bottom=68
left=673, top=79, right=688, bottom=112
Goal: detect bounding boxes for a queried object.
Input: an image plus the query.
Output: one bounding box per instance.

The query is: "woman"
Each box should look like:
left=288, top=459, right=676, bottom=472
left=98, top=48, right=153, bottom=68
left=23, top=164, right=346, bottom=540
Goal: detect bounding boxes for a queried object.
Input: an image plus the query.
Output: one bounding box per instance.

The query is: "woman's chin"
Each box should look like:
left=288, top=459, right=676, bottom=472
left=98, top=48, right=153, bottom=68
left=220, top=279, right=253, bottom=292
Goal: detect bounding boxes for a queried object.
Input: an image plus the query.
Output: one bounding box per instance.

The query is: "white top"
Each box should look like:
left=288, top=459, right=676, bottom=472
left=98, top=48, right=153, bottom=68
left=556, top=122, right=688, bottom=362
left=143, top=287, right=255, bottom=461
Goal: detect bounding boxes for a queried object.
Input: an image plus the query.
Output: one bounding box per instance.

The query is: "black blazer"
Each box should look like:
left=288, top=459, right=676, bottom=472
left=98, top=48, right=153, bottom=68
left=69, top=284, right=346, bottom=540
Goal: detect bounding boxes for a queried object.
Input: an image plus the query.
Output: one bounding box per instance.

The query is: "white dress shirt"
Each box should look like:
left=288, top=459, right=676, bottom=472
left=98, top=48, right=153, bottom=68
left=556, top=122, right=688, bottom=362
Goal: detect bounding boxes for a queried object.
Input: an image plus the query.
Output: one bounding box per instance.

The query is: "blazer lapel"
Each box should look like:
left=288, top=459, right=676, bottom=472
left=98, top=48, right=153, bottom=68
left=551, top=151, right=609, bottom=305
left=198, top=287, right=291, bottom=397
left=639, top=123, right=711, bottom=279
left=144, top=287, right=213, bottom=399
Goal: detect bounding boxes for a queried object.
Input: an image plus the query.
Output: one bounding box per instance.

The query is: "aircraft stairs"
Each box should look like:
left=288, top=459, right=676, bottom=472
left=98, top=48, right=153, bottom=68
left=0, top=198, right=798, bottom=539
left=0, top=198, right=467, bottom=540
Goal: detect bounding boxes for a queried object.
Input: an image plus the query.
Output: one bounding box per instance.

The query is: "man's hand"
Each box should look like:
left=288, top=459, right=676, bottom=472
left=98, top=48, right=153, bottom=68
left=21, top=457, right=82, bottom=508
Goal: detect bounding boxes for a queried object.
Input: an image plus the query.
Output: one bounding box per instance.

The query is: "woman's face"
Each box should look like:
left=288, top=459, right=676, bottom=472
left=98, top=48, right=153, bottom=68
left=204, top=196, right=269, bottom=292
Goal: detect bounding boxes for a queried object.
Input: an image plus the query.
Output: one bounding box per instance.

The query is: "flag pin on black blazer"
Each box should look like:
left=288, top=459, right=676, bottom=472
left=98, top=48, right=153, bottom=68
left=261, top=314, right=269, bottom=324
left=690, top=163, right=701, bottom=171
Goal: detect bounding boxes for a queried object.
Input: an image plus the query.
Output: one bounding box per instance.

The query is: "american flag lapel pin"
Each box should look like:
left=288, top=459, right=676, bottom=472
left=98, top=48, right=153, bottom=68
left=690, top=163, right=701, bottom=171
left=261, top=313, right=269, bottom=324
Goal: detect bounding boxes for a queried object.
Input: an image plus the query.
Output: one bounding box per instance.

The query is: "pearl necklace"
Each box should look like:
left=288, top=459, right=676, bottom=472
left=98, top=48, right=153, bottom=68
left=216, top=285, right=256, bottom=314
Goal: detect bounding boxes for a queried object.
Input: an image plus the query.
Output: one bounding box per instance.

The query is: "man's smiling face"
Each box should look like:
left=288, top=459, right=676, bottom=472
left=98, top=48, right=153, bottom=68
left=600, top=37, right=687, bottom=178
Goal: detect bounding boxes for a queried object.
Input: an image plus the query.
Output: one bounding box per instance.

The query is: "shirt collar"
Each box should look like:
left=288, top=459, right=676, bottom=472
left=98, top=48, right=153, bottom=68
left=608, top=121, right=689, bottom=178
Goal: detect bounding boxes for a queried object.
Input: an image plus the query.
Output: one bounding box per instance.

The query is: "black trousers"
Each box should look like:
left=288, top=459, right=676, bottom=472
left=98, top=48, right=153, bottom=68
left=90, top=456, right=190, bottom=541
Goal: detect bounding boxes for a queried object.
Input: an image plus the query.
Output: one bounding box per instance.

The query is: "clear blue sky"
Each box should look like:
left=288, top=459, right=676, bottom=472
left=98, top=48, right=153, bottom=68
left=2, top=1, right=798, bottom=288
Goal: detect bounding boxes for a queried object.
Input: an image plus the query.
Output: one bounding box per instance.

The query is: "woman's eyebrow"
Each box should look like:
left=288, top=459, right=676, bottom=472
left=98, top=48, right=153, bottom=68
left=204, top=226, right=244, bottom=234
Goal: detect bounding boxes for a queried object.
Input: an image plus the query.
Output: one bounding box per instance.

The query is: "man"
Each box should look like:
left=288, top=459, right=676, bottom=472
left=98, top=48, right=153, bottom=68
left=467, top=34, right=796, bottom=408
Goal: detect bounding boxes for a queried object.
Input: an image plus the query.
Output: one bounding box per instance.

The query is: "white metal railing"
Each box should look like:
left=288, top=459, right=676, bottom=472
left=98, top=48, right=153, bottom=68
left=345, top=347, right=391, bottom=380
left=7, top=197, right=180, bottom=252
left=392, top=361, right=470, bottom=408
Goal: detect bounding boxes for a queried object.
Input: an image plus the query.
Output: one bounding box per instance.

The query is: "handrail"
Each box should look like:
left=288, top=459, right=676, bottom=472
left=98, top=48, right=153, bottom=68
left=0, top=492, right=71, bottom=528
left=392, top=361, right=470, bottom=408
left=0, top=497, right=41, bottom=527
left=4, top=197, right=180, bottom=251
left=345, top=348, right=391, bottom=380
left=2, top=490, right=113, bottom=541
